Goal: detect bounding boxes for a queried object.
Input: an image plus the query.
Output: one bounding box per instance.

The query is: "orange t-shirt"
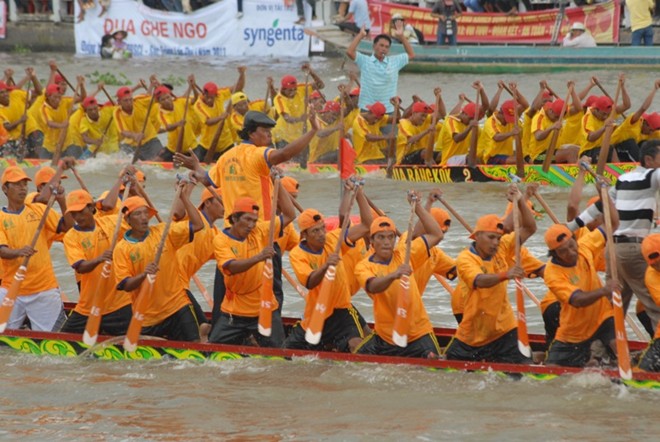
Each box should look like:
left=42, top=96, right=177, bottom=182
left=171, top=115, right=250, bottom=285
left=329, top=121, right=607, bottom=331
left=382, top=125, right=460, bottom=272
left=355, top=237, right=434, bottom=345
left=63, top=215, right=131, bottom=315
left=213, top=217, right=282, bottom=317
left=645, top=268, right=660, bottom=339
left=0, top=203, right=62, bottom=295
left=543, top=228, right=613, bottom=343
left=455, top=234, right=516, bottom=347
left=341, top=237, right=370, bottom=296
left=289, top=229, right=354, bottom=330
left=176, top=212, right=218, bottom=288
left=113, top=221, right=194, bottom=326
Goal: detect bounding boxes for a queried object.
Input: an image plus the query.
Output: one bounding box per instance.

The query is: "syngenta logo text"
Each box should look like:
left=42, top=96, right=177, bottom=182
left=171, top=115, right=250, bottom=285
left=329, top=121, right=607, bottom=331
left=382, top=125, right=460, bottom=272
left=243, top=19, right=304, bottom=47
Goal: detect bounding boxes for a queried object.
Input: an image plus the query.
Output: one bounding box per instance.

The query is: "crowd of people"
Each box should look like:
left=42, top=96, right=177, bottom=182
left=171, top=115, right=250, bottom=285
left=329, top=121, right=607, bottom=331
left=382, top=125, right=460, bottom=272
left=1, top=47, right=660, bottom=371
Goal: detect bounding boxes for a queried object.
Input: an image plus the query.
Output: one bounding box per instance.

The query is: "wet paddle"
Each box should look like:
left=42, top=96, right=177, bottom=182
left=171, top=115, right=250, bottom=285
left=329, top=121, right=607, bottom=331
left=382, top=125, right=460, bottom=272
left=512, top=194, right=532, bottom=358
left=124, top=184, right=184, bottom=352
left=392, top=192, right=418, bottom=348
left=512, top=102, right=525, bottom=179
left=385, top=97, right=401, bottom=179
left=174, top=87, right=193, bottom=168
left=423, top=89, right=442, bottom=166
left=299, top=71, right=310, bottom=169
left=83, top=181, right=130, bottom=346
left=466, top=88, right=480, bottom=168
left=0, top=190, right=59, bottom=333
left=305, top=185, right=359, bottom=345
left=16, top=80, right=31, bottom=161
left=131, top=90, right=157, bottom=165
left=542, top=86, right=573, bottom=172
left=258, top=172, right=281, bottom=337
left=595, top=79, right=621, bottom=176
left=203, top=100, right=232, bottom=164
left=531, top=189, right=561, bottom=224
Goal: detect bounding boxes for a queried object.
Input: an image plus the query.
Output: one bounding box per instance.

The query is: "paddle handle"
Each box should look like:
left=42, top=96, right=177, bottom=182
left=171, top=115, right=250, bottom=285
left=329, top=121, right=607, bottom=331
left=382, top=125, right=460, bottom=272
left=532, top=190, right=561, bottom=224
left=595, top=80, right=622, bottom=176
left=131, top=91, right=157, bottom=164
left=542, top=86, right=573, bottom=172
left=467, top=88, right=480, bottom=168
left=424, top=89, right=442, bottom=166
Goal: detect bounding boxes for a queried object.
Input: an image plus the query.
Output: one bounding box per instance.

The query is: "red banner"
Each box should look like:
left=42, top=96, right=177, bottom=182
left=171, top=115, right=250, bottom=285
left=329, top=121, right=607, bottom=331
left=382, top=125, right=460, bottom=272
left=368, top=0, right=620, bottom=44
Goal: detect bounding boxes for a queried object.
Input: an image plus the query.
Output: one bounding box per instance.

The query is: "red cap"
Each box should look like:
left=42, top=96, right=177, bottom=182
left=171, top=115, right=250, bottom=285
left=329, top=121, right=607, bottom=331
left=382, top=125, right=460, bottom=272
left=366, top=101, right=386, bottom=119
left=54, top=74, right=64, bottom=84
left=500, top=100, right=516, bottom=124
left=203, top=82, right=218, bottom=96
left=82, top=96, right=98, bottom=109
left=592, top=96, right=613, bottom=112
left=281, top=75, right=297, bottom=89
left=548, top=99, right=565, bottom=117
left=45, top=84, right=60, bottom=96
left=462, top=102, right=477, bottom=119
left=320, top=101, right=341, bottom=113
left=154, top=86, right=170, bottom=99
left=310, top=90, right=322, bottom=99
left=412, top=101, right=430, bottom=114
left=0, top=81, right=9, bottom=91
left=349, top=87, right=360, bottom=96
left=643, top=113, right=660, bottom=131
left=584, top=95, right=599, bottom=108
left=542, top=91, right=553, bottom=102
left=117, top=87, right=132, bottom=99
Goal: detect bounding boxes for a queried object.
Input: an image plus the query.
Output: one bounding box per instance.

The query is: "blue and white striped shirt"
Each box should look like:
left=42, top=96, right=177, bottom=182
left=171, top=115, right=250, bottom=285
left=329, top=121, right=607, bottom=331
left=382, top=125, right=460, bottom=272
left=355, top=51, right=409, bottom=113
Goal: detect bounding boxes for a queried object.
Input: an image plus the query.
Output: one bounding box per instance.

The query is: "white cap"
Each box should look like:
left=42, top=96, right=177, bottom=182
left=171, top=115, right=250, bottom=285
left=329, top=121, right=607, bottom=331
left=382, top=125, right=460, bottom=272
left=571, top=22, right=586, bottom=31
left=392, top=13, right=404, bottom=20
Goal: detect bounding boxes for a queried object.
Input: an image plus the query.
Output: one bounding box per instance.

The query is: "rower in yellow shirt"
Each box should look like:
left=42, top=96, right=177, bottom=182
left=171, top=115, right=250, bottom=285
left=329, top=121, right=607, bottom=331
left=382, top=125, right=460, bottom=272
left=480, top=99, right=520, bottom=164
left=193, top=81, right=234, bottom=162
left=528, top=97, right=579, bottom=164
left=351, top=101, right=390, bottom=164
left=79, top=96, right=119, bottom=156
left=228, top=91, right=267, bottom=143
left=396, top=101, right=433, bottom=165
left=0, top=68, right=42, bottom=158
left=39, top=83, right=77, bottom=159
left=154, top=84, right=199, bottom=162
left=309, top=100, right=342, bottom=163
left=114, top=85, right=162, bottom=161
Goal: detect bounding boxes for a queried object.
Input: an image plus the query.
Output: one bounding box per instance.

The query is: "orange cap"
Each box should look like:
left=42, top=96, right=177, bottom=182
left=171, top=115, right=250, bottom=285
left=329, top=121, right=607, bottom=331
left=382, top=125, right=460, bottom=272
left=232, top=197, right=259, bottom=216
left=66, top=189, right=94, bottom=214
left=198, top=187, right=221, bottom=210
left=470, top=214, right=504, bottom=239
left=298, top=209, right=324, bottom=232
left=587, top=195, right=600, bottom=207
left=370, top=216, right=397, bottom=236
left=122, top=196, right=157, bottom=218
left=642, top=234, right=660, bottom=265
left=1, top=166, right=31, bottom=185
left=281, top=176, right=300, bottom=196
left=35, top=166, right=68, bottom=187
left=430, top=207, right=451, bottom=232
left=544, top=224, right=573, bottom=251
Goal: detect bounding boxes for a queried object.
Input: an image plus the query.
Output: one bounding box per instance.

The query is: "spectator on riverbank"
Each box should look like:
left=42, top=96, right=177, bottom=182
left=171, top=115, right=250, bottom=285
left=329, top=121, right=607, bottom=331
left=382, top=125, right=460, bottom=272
left=627, top=0, right=655, bottom=46
left=295, top=0, right=317, bottom=25
left=431, top=0, right=462, bottom=46
left=389, top=14, right=420, bottom=45
left=562, top=22, right=597, bottom=48
left=335, top=0, right=371, bottom=36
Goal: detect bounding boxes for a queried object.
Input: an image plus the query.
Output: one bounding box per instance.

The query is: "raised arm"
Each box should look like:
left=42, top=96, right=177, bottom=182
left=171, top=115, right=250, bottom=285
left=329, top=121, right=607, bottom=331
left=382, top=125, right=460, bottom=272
left=346, top=26, right=367, bottom=61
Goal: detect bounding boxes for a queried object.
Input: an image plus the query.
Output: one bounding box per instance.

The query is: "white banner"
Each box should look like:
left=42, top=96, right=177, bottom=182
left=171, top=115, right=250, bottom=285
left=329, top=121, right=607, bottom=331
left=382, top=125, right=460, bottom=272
left=75, top=0, right=310, bottom=57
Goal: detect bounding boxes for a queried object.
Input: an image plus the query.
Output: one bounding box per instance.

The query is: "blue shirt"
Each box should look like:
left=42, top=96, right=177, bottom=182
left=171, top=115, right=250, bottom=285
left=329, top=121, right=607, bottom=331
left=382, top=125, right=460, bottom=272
left=349, top=0, right=371, bottom=30
left=355, top=51, right=409, bottom=113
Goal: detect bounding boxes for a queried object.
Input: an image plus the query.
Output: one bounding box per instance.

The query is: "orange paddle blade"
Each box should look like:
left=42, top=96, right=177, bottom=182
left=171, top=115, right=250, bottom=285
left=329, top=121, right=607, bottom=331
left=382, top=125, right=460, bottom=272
left=392, top=274, right=411, bottom=348
left=515, top=280, right=531, bottom=358
left=305, top=264, right=337, bottom=345
left=258, top=258, right=274, bottom=337
left=123, top=274, right=155, bottom=352
left=83, top=261, right=112, bottom=346
left=0, top=265, right=27, bottom=333
left=612, top=290, right=632, bottom=380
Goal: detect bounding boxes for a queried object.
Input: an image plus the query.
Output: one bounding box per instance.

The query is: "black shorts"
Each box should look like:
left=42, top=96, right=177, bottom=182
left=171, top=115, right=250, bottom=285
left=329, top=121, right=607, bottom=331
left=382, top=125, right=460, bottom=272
left=59, top=304, right=132, bottom=336
left=283, top=306, right=365, bottom=352
left=185, top=289, right=209, bottom=324
left=355, top=331, right=441, bottom=358
left=141, top=304, right=200, bottom=342
left=545, top=317, right=616, bottom=367
left=208, top=310, right=284, bottom=348
left=444, top=329, right=533, bottom=364
left=639, top=338, right=660, bottom=372
left=542, top=301, right=561, bottom=347
left=400, top=149, right=425, bottom=165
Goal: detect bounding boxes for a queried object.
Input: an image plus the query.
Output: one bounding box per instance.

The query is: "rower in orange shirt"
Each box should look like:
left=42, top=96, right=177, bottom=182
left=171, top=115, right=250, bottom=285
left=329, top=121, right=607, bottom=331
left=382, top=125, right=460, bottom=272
left=354, top=191, right=444, bottom=358
left=445, top=185, right=536, bottom=364
left=0, top=163, right=74, bottom=331
left=113, top=179, right=204, bottom=342
left=638, top=234, right=660, bottom=371
left=60, top=181, right=132, bottom=335
left=208, top=183, right=296, bottom=347
left=284, top=180, right=372, bottom=352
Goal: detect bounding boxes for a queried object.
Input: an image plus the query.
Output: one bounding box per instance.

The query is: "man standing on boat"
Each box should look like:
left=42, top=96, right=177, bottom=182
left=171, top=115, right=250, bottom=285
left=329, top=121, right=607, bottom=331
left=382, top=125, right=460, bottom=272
left=445, top=185, right=536, bottom=364
left=346, top=25, right=414, bottom=129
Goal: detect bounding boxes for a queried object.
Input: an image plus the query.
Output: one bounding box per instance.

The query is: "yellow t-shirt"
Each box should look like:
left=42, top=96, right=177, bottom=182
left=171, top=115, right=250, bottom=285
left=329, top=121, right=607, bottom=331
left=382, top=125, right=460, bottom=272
left=0, top=203, right=62, bottom=295
left=396, top=118, right=431, bottom=164
left=437, top=115, right=476, bottom=165
left=612, top=114, right=642, bottom=145
left=158, top=97, right=198, bottom=154
left=176, top=212, right=218, bottom=288
left=309, top=117, right=340, bottom=163
left=580, top=109, right=611, bottom=155
left=66, top=107, right=85, bottom=148
left=0, top=89, right=28, bottom=140
left=113, top=221, right=194, bottom=327
left=41, top=96, right=74, bottom=152
left=557, top=110, right=583, bottom=147
left=543, top=229, right=613, bottom=343
left=79, top=106, right=119, bottom=154
left=26, top=93, right=46, bottom=136
left=272, top=84, right=314, bottom=144
left=455, top=234, right=516, bottom=347
left=63, top=215, right=131, bottom=315
left=644, top=267, right=660, bottom=339
left=213, top=217, right=282, bottom=317
left=114, top=95, right=159, bottom=147
left=528, top=109, right=554, bottom=161
left=481, top=114, right=514, bottom=163
left=352, top=114, right=387, bottom=164
left=193, top=89, right=235, bottom=152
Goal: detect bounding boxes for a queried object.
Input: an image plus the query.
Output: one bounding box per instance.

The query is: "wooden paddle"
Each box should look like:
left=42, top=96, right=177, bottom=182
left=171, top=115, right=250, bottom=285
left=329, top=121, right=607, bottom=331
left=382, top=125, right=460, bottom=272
left=124, top=184, right=184, bottom=352
left=466, top=88, right=480, bottom=168
left=423, top=89, right=442, bottom=166
left=51, top=85, right=79, bottom=167
left=174, top=87, right=193, bottom=167
left=531, top=189, right=561, bottom=224
left=512, top=102, right=525, bottom=179
left=0, top=190, right=59, bottom=333
left=131, top=90, right=157, bottom=164
left=100, top=86, right=116, bottom=106
left=595, top=80, right=622, bottom=176
left=83, top=182, right=130, bottom=346
left=593, top=77, right=627, bottom=118
left=16, top=80, right=31, bottom=161
left=597, top=179, right=632, bottom=380
left=299, top=71, right=310, bottom=169
left=70, top=166, right=90, bottom=194
left=203, top=100, right=232, bottom=164
left=258, top=173, right=281, bottom=337
left=305, top=186, right=359, bottom=345
left=91, top=114, right=115, bottom=158
left=385, top=97, right=401, bottom=179
left=392, top=192, right=418, bottom=348
left=542, top=86, right=573, bottom=172
left=512, top=194, right=531, bottom=358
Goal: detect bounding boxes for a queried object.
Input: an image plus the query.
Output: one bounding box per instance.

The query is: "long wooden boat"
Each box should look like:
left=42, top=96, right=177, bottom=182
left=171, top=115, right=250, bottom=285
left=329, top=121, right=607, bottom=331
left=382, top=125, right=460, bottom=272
left=0, top=158, right=637, bottom=187
left=1, top=323, right=658, bottom=390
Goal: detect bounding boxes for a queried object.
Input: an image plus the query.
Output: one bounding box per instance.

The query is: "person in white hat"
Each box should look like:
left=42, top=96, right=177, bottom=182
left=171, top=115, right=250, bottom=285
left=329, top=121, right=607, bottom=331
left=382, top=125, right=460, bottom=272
left=562, top=22, right=597, bottom=48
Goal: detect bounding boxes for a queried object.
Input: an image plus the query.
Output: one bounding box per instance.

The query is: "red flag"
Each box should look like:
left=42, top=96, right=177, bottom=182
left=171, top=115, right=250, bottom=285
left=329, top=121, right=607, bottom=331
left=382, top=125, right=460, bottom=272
left=339, top=138, right=356, bottom=180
